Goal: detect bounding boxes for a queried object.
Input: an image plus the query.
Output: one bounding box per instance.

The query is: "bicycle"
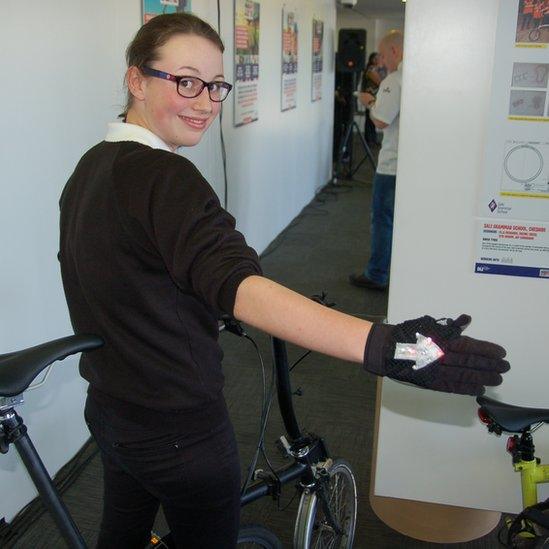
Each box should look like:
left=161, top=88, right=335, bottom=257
left=0, top=320, right=357, bottom=547
left=148, top=314, right=358, bottom=549
left=477, top=395, right=549, bottom=546
left=528, top=23, right=549, bottom=42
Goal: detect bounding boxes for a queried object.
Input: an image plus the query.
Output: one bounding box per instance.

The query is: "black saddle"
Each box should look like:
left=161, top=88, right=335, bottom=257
left=0, top=335, right=103, bottom=398
left=477, top=395, right=549, bottom=432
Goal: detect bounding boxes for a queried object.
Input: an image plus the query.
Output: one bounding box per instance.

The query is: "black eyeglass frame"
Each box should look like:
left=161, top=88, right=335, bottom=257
left=141, top=66, right=233, bottom=102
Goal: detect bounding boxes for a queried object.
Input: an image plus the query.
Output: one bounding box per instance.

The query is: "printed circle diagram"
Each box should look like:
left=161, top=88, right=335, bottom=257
left=503, top=144, right=543, bottom=184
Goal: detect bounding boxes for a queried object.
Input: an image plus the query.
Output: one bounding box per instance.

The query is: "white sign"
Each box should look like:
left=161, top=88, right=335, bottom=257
left=475, top=0, right=549, bottom=278
left=475, top=219, right=549, bottom=278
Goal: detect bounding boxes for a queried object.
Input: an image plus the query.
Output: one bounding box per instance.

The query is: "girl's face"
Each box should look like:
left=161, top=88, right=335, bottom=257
left=131, top=34, right=224, bottom=150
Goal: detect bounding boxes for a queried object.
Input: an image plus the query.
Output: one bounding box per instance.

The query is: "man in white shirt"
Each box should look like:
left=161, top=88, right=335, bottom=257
left=350, top=30, right=403, bottom=291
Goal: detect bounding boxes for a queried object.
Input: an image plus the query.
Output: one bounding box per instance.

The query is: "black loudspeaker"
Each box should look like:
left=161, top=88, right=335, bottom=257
left=337, top=28, right=366, bottom=73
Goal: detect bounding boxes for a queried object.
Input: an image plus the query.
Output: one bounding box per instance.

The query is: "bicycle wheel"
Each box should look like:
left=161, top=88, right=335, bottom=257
left=237, top=524, right=283, bottom=548
left=293, top=459, right=357, bottom=548
left=529, top=28, right=541, bottom=41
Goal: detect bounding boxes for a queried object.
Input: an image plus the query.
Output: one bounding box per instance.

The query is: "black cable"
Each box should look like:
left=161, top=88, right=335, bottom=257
left=240, top=333, right=277, bottom=497
left=244, top=334, right=267, bottom=418
left=289, top=350, right=312, bottom=372
left=217, top=0, right=229, bottom=209
left=278, top=486, right=299, bottom=512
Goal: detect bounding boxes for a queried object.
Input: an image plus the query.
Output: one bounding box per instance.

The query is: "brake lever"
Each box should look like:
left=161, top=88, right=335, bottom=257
left=219, top=315, right=246, bottom=337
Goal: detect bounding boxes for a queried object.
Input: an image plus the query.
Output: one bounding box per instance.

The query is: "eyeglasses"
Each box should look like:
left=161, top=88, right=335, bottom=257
left=141, top=66, right=233, bottom=102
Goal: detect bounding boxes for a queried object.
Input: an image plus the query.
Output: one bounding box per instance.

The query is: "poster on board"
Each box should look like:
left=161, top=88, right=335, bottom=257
left=515, top=0, right=549, bottom=45
left=142, top=0, right=191, bottom=24
left=475, top=0, right=549, bottom=279
left=234, top=0, right=260, bottom=127
left=311, top=19, right=323, bottom=102
left=281, top=8, right=298, bottom=111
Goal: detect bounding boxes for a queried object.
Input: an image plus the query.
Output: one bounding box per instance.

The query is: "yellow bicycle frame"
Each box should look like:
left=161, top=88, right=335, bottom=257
left=515, top=459, right=549, bottom=508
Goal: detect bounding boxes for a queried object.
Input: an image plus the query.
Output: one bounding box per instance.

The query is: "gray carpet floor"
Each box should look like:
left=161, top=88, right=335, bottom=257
left=7, top=152, right=505, bottom=548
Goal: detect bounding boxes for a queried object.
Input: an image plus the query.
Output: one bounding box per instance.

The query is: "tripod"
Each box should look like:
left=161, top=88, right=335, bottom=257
left=333, top=70, right=377, bottom=184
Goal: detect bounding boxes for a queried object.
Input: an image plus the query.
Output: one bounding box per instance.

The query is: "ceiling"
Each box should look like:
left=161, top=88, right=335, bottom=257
left=338, top=0, right=406, bottom=19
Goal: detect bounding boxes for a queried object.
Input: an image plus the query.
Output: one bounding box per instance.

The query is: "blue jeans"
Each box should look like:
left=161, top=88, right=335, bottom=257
left=365, top=172, right=396, bottom=285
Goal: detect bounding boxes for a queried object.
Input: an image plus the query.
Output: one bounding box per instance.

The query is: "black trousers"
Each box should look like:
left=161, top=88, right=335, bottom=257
left=84, top=394, right=241, bottom=549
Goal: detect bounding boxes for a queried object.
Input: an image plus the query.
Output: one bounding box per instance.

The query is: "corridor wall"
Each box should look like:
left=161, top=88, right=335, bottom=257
left=0, top=0, right=335, bottom=521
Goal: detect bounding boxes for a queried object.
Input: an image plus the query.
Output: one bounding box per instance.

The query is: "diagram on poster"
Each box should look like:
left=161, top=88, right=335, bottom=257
left=509, top=62, right=549, bottom=119
left=511, top=62, right=549, bottom=88
left=501, top=141, right=549, bottom=197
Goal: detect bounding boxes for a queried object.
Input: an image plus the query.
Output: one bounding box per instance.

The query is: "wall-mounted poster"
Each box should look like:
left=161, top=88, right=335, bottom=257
left=142, top=0, right=191, bottom=24
left=234, top=0, right=260, bottom=127
left=311, top=19, right=324, bottom=102
left=475, top=1, right=549, bottom=280
left=515, top=0, right=549, bottom=46
left=281, top=8, right=298, bottom=112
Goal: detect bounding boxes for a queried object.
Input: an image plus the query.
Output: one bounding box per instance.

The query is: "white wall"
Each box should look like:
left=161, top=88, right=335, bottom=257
left=336, top=8, right=376, bottom=56
left=374, top=16, right=404, bottom=48
left=375, top=0, right=547, bottom=514
left=0, top=0, right=335, bottom=521
left=336, top=7, right=405, bottom=58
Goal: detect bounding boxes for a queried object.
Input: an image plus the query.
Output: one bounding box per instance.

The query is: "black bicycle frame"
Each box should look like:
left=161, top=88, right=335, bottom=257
left=0, top=410, right=86, bottom=549
left=0, top=336, right=321, bottom=546
left=240, top=337, right=329, bottom=507
left=271, top=336, right=303, bottom=441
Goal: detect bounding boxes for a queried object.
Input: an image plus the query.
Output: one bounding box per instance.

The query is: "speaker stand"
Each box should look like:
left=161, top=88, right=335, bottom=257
left=332, top=72, right=376, bottom=185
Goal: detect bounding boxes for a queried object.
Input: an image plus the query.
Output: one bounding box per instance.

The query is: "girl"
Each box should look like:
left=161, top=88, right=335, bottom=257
left=59, top=13, right=509, bottom=549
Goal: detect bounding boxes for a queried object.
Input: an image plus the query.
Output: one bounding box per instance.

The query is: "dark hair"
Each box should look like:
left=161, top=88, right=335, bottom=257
left=120, top=13, right=224, bottom=118
left=367, top=52, right=378, bottom=67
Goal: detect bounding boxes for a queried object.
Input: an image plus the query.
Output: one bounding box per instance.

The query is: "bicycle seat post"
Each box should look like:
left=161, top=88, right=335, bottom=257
left=0, top=399, right=87, bottom=549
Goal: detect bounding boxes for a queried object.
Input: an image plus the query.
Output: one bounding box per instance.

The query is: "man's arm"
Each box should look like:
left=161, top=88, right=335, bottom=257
left=370, top=114, right=388, bottom=129
left=358, top=92, right=389, bottom=129
left=233, top=275, right=371, bottom=363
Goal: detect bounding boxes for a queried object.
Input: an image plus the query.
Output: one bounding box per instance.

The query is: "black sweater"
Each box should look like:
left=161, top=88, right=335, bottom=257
left=59, top=141, right=261, bottom=412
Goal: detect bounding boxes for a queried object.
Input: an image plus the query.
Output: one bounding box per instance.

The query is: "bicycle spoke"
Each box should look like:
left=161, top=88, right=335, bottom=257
left=303, top=461, right=356, bottom=549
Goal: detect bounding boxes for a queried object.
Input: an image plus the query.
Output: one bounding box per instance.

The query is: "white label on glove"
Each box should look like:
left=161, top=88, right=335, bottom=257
left=394, top=333, right=444, bottom=370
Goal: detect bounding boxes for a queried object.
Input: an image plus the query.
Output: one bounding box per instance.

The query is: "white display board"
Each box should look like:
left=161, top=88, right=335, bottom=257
left=375, top=0, right=549, bottom=513
left=475, top=3, right=549, bottom=279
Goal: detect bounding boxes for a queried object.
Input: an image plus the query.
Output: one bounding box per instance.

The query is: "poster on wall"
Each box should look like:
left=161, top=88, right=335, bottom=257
left=142, top=0, right=191, bottom=24
left=234, top=0, right=260, bottom=127
left=475, top=0, right=549, bottom=279
left=281, top=8, right=298, bottom=112
left=311, top=19, right=324, bottom=102
left=515, top=0, right=549, bottom=46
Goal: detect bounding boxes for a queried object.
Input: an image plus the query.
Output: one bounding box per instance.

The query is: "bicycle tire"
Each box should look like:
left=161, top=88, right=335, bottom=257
left=293, top=458, right=357, bottom=549
left=529, top=28, right=541, bottom=41
left=237, top=524, right=283, bottom=548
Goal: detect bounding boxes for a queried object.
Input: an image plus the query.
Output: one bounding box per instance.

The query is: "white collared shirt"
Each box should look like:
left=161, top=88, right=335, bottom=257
left=105, top=122, right=173, bottom=152
left=371, top=61, right=402, bottom=176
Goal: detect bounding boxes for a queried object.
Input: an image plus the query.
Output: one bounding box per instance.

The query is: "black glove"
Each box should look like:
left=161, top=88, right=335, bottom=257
left=363, top=314, right=510, bottom=396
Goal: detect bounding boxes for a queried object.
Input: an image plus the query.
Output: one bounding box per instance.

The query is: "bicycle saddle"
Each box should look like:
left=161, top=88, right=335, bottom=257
left=477, top=395, right=549, bottom=432
left=0, top=335, right=103, bottom=397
